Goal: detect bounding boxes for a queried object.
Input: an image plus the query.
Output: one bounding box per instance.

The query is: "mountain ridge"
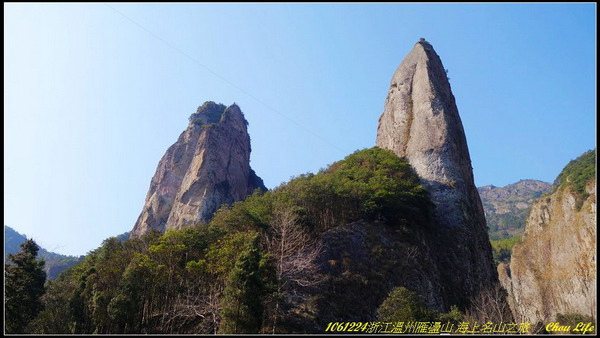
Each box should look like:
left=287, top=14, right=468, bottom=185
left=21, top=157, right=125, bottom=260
left=4, top=225, right=82, bottom=280
left=477, top=179, right=553, bottom=240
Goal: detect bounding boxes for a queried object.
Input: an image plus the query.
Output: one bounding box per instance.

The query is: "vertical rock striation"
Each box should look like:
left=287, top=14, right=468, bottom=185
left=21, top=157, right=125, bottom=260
left=376, top=39, right=498, bottom=308
left=131, top=102, right=265, bottom=238
left=499, top=153, right=596, bottom=324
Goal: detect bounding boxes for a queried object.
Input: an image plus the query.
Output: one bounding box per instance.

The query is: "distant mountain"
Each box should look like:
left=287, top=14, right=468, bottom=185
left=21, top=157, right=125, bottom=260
left=478, top=180, right=553, bottom=240
left=115, top=231, right=130, bottom=242
left=500, top=149, right=596, bottom=325
left=4, top=226, right=83, bottom=280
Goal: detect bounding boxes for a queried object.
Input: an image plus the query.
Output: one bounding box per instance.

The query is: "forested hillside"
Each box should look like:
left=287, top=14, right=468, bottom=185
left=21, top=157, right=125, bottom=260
left=28, top=148, right=441, bottom=334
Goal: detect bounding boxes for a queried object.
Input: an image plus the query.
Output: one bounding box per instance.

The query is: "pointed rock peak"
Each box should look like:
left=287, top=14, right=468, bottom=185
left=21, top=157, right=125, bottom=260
left=416, top=37, right=433, bottom=49
left=402, top=38, right=433, bottom=57
left=189, top=101, right=227, bottom=125
left=376, top=40, right=498, bottom=307
left=222, top=103, right=247, bottom=123
left=378, top=39, right=459, bottom=161
left=377, top=38, right=476, bottom=226
left=214, top=103, right=249, bottom=136
left=393, top=39, right=449, bottom=90
left=131, top=101, right=265, bottom=238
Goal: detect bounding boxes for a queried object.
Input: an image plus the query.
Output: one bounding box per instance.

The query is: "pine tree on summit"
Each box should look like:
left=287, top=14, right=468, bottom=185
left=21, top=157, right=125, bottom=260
left=5, top=239, right=47, bottom=333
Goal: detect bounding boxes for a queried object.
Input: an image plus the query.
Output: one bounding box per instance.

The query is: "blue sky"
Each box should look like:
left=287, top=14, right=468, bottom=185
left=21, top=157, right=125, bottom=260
left=4, top=3, right=596, bottom=256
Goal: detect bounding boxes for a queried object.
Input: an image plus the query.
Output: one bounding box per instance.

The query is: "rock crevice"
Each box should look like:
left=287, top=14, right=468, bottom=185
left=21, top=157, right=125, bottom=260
left=499, top=179, right=597, bottom=323
left=131, top=102, right=265, bottom=237
left=376, top=40, right=498, bottom=308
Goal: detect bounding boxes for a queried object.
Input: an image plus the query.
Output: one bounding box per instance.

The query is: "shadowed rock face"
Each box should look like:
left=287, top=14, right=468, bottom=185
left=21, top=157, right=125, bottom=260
left=376, top=40, right=498, bottom=308
left=131, top=102, right=265, bottom=238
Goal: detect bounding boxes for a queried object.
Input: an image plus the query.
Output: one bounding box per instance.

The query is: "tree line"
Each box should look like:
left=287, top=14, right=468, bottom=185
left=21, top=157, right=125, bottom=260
left=5, top=148, right=441, bottom=334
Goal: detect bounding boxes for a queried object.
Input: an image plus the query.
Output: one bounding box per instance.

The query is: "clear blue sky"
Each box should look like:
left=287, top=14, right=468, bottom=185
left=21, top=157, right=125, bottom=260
left=4, top=3, right=596, bottom=256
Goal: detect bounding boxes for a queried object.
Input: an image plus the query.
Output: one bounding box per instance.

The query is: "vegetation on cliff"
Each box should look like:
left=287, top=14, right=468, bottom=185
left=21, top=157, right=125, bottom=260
left=25, top=147, right=436, bottom=334
left=188, top=101, right=226, bottom=125
left=377, top=287, right=437, bottom=322
left=554, top=149, right=596, bottom=209
left=500, top=149, right=597, bottom=325
left=490, top=235, right=521, bottom=265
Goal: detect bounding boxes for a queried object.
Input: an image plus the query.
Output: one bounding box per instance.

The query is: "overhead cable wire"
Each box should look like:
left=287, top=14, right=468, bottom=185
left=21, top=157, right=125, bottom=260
left=104, top=3, right=348, bottom=154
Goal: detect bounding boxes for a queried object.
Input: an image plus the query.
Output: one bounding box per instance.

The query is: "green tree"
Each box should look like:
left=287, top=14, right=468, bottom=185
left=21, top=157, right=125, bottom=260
left=219, top=233, right=265, bottom=334
left=554, top=149, right=596, bottom=188
left=26, top=147, right=437, bottom=333
left=67, top=267, right=95, bottom=333
left=490, top=235, right=521, bottom=265
left=5, top=239, right=47, bottom=333
left=26, top=273, right=77, bottom=333
left=377, top=287, right=436, bottom=322
left=555, top=313, right=596, bottom=334
left=554, top=149, right=596, bottom=209
left=439, top=305, right=464, bottom=324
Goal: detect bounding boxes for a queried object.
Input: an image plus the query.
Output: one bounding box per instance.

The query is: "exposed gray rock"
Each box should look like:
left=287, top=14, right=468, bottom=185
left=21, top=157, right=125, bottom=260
left=376, top=40, right=498, bottom=308
left=499, top=179, right=596, bottom=324
left=131, top=102, right=265, bottom=238
left=479, top=180, right=553, bottom=211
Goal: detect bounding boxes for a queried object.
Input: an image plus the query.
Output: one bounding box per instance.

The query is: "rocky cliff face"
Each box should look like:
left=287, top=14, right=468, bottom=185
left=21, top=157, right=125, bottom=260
left=311, top=219, right=448, bottom=327
left=131, top=102, right=265, bottom=238
left=499, top=178, right=596, bottom=324
left=478, top=180, right=553, bottom=239
left=376, top=39, right=498, bottom=308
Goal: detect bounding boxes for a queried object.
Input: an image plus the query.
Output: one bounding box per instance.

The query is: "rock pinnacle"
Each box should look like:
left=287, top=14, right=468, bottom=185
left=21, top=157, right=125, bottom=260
left=376, top=40, right=498, bottom=308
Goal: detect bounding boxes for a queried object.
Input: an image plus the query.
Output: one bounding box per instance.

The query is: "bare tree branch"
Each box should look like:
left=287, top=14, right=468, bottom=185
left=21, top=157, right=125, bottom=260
left=265, top=208, right=324, bottom=333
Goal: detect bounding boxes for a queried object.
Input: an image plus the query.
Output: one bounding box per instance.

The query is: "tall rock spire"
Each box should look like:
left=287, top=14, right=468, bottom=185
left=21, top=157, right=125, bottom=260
left=376, top=40, right=498, bottom=308
left=131, top=102, right=265, bottom=238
